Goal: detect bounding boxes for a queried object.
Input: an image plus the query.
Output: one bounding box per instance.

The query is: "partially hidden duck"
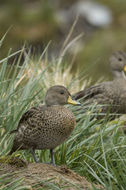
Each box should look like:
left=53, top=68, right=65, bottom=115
left=72, top=51, right=126, bottom=119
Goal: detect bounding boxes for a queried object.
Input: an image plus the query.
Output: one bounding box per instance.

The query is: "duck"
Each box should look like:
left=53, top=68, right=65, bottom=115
left=9, top=85, right=80, bottom=165
left=72, top=51, right=126, bottom=119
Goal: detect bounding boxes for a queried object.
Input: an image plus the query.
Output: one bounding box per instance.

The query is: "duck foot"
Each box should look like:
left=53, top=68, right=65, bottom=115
left=30, top=148, right=39, bottom=163
left=50, top=149, right=55, bottom=166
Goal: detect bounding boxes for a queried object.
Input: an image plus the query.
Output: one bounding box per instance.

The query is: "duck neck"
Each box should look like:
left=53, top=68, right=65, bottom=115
left=112, top=70, right=126, bottom=79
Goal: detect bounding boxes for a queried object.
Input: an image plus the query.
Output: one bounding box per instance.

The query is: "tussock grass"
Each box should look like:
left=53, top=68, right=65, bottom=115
left=0, top=34, right=126, bottom=190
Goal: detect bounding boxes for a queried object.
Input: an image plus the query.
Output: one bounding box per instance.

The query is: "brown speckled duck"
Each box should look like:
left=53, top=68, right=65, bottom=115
left=72, top=51, right=126, bottom=119
left=9, top=85, right=80, bottom=165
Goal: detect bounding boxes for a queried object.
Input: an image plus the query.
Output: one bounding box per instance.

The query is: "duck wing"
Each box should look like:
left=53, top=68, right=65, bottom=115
left=10, top=106, right=46, bottom=134
left=72, top=82, right=110, bottom=101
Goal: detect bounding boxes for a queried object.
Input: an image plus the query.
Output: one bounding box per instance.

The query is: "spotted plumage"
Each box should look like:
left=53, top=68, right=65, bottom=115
left=9, top=85, right=80, bottom=164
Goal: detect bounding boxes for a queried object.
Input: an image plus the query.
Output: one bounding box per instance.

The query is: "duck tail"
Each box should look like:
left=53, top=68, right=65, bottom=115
left=10, top=129, right=18, bottom=134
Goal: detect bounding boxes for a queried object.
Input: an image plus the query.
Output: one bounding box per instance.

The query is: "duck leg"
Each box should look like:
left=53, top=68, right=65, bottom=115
left=30, top=148, right=39, bottom=163
left=50, top=149, right=55, bottom=165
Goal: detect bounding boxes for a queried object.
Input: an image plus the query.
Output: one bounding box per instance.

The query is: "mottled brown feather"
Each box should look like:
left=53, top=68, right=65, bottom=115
left=10, top=86, right=76, bottom=155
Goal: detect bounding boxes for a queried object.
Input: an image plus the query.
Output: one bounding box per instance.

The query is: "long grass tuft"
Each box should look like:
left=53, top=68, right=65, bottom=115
left=0, top=33, right=126, bottom=190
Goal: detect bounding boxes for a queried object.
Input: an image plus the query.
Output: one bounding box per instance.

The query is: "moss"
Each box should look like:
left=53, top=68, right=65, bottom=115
left=0, top=155, right=27, bottom=167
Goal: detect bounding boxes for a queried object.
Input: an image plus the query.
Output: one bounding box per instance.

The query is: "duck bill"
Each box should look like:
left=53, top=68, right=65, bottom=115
left=67, top=96, right=81, bottom=105
left=124, top=65, right=126, bottom=72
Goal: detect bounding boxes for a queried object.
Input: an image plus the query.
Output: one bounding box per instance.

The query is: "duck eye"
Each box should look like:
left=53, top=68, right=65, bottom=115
left=60, top=91, right=64, bottom=95
left=118, top=58, right=122, bottom=61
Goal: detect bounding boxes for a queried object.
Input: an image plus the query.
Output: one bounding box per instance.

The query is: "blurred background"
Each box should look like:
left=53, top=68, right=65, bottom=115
left=0, top=0, right=126, bottom=83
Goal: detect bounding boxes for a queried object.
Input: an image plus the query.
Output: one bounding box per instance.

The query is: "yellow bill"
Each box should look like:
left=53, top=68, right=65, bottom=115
left=124, top=65, right=126, bottom=72
left=67, top=96, right=81, bottom=105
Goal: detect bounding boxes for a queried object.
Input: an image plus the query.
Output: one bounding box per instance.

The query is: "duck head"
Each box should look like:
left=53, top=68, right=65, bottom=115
left=45, top=85, right=80, bottom=106
left=109, top=51, right=126, bottom=79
